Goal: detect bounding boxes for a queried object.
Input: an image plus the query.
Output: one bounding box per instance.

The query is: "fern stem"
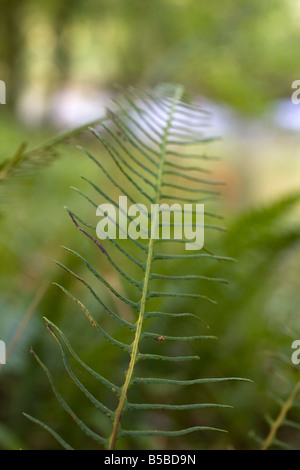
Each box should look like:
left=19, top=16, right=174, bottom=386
left=0, top=116, right=107, bottom=184
left=108, top=86, right=183, bottom=450
left=262, top=380, right=300, bottom=450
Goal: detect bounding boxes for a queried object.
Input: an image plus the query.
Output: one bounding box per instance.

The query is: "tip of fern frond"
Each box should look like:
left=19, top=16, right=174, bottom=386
left=42, top=317, right=61, bottom=335
left=88, top=126, right=98, bottom=136
left=63, top=205, right=72, bottom=215
left=69, top=186, right=79, bottom=193
left=29, top=346, right=36, bottom=357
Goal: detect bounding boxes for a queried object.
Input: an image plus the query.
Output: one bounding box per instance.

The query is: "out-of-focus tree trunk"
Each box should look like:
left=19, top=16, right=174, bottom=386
left=51, top=0, right=81, bottom=85
left=0, top=0, right=26, bottom=110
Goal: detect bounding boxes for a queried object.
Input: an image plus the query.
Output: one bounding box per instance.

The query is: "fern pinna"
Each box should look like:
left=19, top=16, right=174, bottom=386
left=24, top=85, right=249, bottom=450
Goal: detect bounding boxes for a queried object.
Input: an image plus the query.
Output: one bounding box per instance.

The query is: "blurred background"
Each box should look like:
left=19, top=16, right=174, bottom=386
left=1, top=0, right=300, bottom=450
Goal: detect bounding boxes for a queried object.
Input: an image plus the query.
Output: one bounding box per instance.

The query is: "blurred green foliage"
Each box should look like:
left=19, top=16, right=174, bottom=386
left=0, top=120, right=300, bottom=450
left=0, top=0, right=299, bottom=113
left=1, top=0, right=300, bottom=451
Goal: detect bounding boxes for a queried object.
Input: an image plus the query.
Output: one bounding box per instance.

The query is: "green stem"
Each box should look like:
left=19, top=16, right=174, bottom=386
left=108, top=86, right=183, bottom=450
left=262, top=380, right=300, bottom=450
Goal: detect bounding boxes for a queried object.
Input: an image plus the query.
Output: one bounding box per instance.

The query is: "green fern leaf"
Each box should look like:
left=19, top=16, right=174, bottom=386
left=26, top=84, right=250, bottom=450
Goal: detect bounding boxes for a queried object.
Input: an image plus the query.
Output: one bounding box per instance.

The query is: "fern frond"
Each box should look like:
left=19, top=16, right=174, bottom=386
left=29, top=347, right=108, bottom=447
left=0, top=117, right=107, bottom=198
left=260, top=362, right=300, bottom=450
left=27, top=84, right=250, bottom=450
left=23, top=413, right=73, bottom=450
